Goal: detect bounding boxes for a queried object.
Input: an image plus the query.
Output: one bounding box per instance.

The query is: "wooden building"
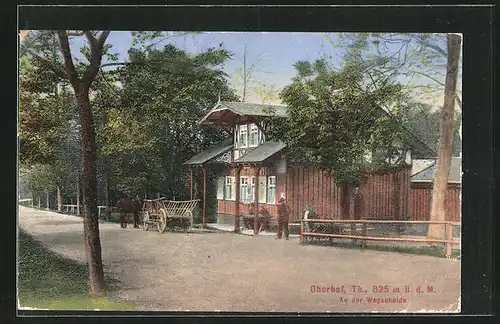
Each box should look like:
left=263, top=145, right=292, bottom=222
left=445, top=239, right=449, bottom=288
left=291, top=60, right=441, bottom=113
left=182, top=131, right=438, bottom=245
left=410, top=157, right=461, bottom=222
left=184, top=101, right=435, bottom=233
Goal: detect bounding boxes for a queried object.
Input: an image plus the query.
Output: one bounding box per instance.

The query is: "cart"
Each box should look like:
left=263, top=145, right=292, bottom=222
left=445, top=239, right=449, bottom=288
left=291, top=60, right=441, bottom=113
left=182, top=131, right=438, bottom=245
left=142, top=198, right=200, bottom=233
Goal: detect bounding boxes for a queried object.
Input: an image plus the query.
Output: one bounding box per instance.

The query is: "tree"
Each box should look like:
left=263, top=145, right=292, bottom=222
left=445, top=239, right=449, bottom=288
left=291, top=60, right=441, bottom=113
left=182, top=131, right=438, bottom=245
left=97, top=44, right=237, bottom=202
left=427, top=34, right=462, bottom=239
left=400, top=102, right=461, bottom=156
left=21, top=30, right=111, bottom=296
left=19, top=33, right=81, bottom=213
left=232, top=46, right=277, bottom=103
left=269, top=57, right=408, bottom=221
left=323, top=33, right=462, bottom=110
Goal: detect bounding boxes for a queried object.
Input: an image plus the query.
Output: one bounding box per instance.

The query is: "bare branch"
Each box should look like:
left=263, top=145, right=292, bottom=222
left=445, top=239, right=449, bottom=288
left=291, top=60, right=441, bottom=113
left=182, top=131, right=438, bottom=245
left=27, top=50, right=68, bottom=80
left=418, top=40, right=447, bottom=57
left=96, top=31, right=111, bottom=49
left=67, top=31, right=85, bottom=36
left=56, top=31, right=80, bottom=86
left=407, top=70, right=445, bottom=87
left=82, top=31, right=111, bottom=87
left=84, top=31, right=99, bottom=54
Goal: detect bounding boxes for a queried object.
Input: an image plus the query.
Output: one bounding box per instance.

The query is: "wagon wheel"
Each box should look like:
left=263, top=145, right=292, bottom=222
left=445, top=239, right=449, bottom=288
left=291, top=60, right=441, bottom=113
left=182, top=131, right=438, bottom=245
left=157, top=209, right=168, bottom=233
left=142, top=211, right=150, bottom=231
left=305, top=236, right=314, bottom=243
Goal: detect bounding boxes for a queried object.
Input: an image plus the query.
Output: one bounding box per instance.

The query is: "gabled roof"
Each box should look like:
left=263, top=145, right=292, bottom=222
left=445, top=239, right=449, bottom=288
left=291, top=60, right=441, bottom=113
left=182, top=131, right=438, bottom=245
left=233, top=141, right=287, bottom=164
left=183, top=139, right=233, bottom=166
left=197, top=100, right=436, bottom=158
left=199, top=101, right=287, bottom=125
left=411, top=159, right=436, bottom=176
left=411, top=157, right=461, bottom=183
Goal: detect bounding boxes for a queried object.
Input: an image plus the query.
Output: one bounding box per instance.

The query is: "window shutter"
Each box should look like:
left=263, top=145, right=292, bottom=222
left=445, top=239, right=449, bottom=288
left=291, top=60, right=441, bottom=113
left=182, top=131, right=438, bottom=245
left=258, top=176, right=267, bottom=203
left=217, top=177, right=224, bottom=200
left=231, top=176, right=236, bottom=200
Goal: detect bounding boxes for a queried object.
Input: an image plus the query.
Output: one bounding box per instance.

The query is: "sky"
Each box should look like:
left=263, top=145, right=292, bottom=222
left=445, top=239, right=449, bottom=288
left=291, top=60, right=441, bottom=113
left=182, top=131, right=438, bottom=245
left=70, top=32, right=460, bottom=106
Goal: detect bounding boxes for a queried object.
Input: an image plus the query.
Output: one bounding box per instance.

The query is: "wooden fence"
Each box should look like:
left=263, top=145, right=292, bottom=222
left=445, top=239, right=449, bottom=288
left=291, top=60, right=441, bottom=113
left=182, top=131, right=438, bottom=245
left=300, top=219, right=460, bottom=258
left=286, top=165, right=412, bottom=222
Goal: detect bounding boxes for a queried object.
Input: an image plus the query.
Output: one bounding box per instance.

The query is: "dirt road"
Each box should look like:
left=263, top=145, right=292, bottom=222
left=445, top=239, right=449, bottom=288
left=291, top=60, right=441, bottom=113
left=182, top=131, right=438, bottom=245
left=18, top=206, right=460, bottom=313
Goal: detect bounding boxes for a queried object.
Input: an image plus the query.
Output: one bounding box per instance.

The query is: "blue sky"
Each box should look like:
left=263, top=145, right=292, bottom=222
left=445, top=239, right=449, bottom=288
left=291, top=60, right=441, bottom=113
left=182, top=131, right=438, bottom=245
left=71, top=32, right=458, bottom=106
left=98, top=32, right=346, bottom=95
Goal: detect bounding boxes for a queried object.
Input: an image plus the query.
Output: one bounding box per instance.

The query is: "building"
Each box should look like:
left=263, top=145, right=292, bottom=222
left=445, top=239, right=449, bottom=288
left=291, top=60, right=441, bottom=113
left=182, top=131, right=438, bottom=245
left=184, top=101, right=436, bottom=233
left=410, top=157, right=462, bottom=222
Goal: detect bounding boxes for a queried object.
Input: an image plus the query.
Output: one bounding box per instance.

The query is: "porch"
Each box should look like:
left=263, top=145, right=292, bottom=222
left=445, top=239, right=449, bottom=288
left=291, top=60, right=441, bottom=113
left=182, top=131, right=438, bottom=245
left=184, top=139, right=288, bottom=235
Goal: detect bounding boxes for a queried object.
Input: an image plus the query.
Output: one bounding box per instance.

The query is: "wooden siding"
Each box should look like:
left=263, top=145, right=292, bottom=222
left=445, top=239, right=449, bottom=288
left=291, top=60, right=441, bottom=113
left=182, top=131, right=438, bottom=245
left=410, top=183, right=461, bottom=222
left=285, top=165, right=412, bottom=222
left=217, top=166, right=280, bottom=219
left=216, top=164, right=462, bottom=223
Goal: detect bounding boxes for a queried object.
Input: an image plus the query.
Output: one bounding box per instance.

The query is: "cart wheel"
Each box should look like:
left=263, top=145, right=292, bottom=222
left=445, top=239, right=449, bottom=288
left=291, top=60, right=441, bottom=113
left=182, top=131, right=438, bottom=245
left=157, top=209, right=168, bottom=233
left=305, top=236, right=313, bottom=243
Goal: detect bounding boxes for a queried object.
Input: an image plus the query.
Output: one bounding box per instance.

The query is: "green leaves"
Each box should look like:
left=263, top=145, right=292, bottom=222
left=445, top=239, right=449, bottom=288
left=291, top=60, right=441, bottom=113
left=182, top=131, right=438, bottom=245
left=92, top=44, right=237, bottom=196
left=270, top=56, right=408, bottom=187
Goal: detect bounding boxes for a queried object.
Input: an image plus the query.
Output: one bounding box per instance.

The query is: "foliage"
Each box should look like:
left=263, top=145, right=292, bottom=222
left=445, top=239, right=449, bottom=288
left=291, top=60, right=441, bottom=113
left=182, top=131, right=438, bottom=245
left=399, top=102, right=462, bottom=156
left=323, top=33, right=462, bottom=106
left=269, top=57, right=408, bottom=187
left=20, top=164, right=57, bottom=197
left=19, top=55, right=73, bottom=166
left=95, top=44, right=238, bottom=200
left=19, top=35, right=81, bottom=200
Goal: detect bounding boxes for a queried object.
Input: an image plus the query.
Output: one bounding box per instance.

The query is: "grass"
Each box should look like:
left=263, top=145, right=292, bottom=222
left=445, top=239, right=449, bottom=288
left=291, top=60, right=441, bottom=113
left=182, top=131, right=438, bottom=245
left=17, top=230, right=139, bottom=311
left=302, top=237, right=461, bottom=258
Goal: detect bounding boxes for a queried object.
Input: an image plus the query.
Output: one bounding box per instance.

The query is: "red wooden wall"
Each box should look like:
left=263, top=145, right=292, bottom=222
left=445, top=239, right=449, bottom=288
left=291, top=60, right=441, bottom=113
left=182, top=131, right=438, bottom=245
left=217, top=166, right=280, bottom=219
left=285, top=165, right=412, bottom=222
left=410, top=183, right=461, bottom=222
left=216, top=164, right=461, bottom=223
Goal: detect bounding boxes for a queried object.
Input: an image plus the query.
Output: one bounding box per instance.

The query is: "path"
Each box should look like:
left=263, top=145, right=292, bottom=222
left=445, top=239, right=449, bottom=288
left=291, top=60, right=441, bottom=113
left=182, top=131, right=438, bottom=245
left=18, top=206, right=461, bottom=313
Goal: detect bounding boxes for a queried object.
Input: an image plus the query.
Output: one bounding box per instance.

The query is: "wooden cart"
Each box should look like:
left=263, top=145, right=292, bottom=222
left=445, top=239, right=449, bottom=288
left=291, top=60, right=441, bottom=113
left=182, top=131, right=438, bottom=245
left=142, top=198, right=200, bottom=234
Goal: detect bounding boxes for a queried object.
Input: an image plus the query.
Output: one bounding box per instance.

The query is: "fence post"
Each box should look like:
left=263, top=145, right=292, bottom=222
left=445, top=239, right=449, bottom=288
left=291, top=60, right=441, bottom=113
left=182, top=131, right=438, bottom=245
left=446, top=223, right=453, bottom=258
left=362, top=222, right=367, bottom=248
left=300, top=220, right=304, bottom=243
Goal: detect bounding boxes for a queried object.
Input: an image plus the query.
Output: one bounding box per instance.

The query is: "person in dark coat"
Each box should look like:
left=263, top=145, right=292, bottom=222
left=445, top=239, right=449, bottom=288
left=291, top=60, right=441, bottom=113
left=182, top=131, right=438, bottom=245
left=276, top=196, right=291, bottom=239
left=132, top=194, right=142, bottom=228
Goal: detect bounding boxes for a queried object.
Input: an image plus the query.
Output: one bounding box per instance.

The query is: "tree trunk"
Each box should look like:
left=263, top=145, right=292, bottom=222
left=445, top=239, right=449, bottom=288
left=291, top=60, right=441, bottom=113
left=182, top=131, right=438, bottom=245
left=46, top=191, right=50, bottom=210
left=38, top=195, right=41, bottom=209
left=57, top=186, right=62, bottom=212
left=104, top=173, right=111, bottom=220
left=76, top=86, right=106, bottom=296
left=393, top=172, right=402, bottom=237
left=348, top=187, right=357, bottom=241
left=242, top=46, right=247, bottom=102
left=77, top=177, right=80, bottom=216
left=340, top=183, right=350, bottom=220
left=340, top=183, right=357, bottom=239
left=427, top=34, right=461, bottom=239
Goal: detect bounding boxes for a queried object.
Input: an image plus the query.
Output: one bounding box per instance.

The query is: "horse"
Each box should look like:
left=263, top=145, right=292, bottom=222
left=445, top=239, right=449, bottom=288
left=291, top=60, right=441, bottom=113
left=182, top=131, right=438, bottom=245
left=116, top=195, right=142, bottom=229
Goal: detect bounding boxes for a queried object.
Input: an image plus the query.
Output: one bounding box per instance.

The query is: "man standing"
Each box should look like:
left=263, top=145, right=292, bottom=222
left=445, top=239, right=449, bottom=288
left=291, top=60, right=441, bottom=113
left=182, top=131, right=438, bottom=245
left=276, top=196, right=291, bottom=240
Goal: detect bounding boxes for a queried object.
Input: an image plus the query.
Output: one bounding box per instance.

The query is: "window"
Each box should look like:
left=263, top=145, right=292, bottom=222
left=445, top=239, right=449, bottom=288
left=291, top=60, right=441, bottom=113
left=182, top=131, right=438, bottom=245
left=239, top=125, right=248, bottom=148
left=258, top=176, right=267, bottom=203
left=249, top=177, right=256, bottom=202
left=249, top=124, right=259, bottom=147
left=240, top=177, right=249, bottom=202
left=225, top=176, right=235, bottom=201
left=217, top=177, right=225, bottom=200
left=267, top=176, right=276, bottom=204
